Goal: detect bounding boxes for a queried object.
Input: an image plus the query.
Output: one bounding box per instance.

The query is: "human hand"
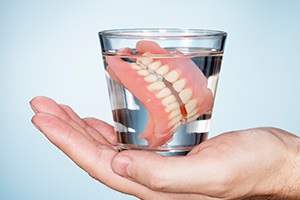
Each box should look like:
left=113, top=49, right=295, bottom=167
left=30, top=96, right=207, bottom=199
left=30, top=96, right=300, bottom=200
left=112, top=128, right=300, bottom=200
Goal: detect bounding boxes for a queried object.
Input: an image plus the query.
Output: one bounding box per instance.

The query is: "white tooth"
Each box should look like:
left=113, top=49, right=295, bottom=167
left=168, top=109, right=181, bottom=119
left=165, top=101, right=180, bottom=113
left=162, top=95, right=176, bottom=106
left=142, top=51, right=152, bottom=56
left=156, top=65, right=169, bottom=77
left=179, top=88, right=193, bottom=104
left=137, top=69, right=150, bottom=77
left=147, top=81, right=165, bottom=91
left=136, top=61, right=147, bottom=69
left=168, top=114, right=182, bottom=128
left=187, top=109, right=199, bottom=118
left=130, top=63, right=142, bottom=70
left=144, top=74, right=158, bottom=83
left=187, top=114, right=200, bottom=123
left=185, top=99, right=198, bottom=113
left=137, top=57, right=153, bottom=66
left=156, top=88, right=172, bottom=98
left=148, top=60, right=161, bottom=72
left=165, top=70, right=179, bottom=83
left=173, top=79, right=186, bottom=92
left=137, top=62, right=148, bottom=69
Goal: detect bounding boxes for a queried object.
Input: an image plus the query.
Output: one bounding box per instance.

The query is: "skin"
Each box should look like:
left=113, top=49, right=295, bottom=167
left=30, top=96, right=300, bottom=200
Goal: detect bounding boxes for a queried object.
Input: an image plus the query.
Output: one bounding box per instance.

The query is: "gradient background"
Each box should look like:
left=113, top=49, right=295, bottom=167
left=1, top=0, right=299, bottom=199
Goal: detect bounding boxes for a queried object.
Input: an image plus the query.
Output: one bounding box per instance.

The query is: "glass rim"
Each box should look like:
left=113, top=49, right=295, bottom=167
left=99, top=28, right=227, bottom=39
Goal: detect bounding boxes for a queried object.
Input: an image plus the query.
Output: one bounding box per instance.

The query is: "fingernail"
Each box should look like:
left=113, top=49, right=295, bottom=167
left=30, top=101, right=38, bottom=113
left=32, top=122, right=41, bottom=132
left=112, top=155, right=132, bottom=177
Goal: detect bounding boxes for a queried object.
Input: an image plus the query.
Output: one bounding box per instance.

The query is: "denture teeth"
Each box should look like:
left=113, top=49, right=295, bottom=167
left=156, top=88, right=172, bottom=98
left=165, top=101, right=180, bottom=113
left=130, top=63, right=142, bottom=70
left=137, top=69, right=150, bottom=77
left=168, top=109, right=181, bottom=119
left=147, top=81, right=166, bottom=91
left=142, top=52, right=152, bottom=56
left=144, top=74, right=158, bottom=83
left=162, top=95, right=177, bottom=106
left=168, top=114, right=183, bottom=128
left=179, top=88, right=193, bottom=104
left=156, top=65, right=169, bottom=77
left=187, top=109, right=199, bottom=119
left=165, top=70, right=179, bottom=83
left=173, top=79, right=186, bottom=92
left=187, top=114, right=200, bottom=123
left=186, top=107, right=200, bottom=123
left=137, top=57, right=153, bottom=66
left=185, top=99, right=198, bottom=114
left=148, top=60, right=161, bottom=72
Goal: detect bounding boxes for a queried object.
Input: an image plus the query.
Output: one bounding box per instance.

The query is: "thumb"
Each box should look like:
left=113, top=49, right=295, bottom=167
left=111, top=150, right=207, bottom=193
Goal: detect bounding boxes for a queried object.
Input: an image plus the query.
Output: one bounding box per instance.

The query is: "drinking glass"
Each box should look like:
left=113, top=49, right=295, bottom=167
left=99, top=28, right=227, bottom=156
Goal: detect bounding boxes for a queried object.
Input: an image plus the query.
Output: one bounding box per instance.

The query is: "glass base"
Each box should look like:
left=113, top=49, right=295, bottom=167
left=117, top=143, right=194, bottom=156
left=116, top=131, right=208, bottom=156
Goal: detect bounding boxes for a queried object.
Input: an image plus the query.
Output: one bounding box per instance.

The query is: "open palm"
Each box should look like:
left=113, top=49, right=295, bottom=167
left=30, top=96, right=211, bottom=199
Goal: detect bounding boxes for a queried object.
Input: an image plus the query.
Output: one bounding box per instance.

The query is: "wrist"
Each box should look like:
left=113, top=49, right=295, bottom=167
left=250, top=128, right=300, bottom=199
left=282, top=136, right=300, bottom=199
left=268, top=130, right=300, bottom=200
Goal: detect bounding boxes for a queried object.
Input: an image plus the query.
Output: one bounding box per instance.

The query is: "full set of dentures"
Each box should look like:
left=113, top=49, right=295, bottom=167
left=106, top=40, right=213, bottom=147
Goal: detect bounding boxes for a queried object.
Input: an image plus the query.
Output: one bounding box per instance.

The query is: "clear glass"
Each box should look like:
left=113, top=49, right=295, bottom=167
left=98, top=28, right=227, bottom=156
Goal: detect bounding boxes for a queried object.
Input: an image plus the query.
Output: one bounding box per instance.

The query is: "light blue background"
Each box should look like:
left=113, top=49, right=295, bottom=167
left=1, top=1, right=299, bottom=199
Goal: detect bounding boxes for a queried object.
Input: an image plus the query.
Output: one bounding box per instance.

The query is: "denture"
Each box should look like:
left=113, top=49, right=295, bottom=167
left=106, top=40, right=214, bottom=147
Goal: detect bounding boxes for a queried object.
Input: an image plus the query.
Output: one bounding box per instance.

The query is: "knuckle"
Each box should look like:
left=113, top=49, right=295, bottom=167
left=146, top=170, right=169, bottom=191
left=208, top=167, right=236, bottom=197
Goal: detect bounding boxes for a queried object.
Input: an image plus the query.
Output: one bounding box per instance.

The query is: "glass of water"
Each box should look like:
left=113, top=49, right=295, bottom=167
left=99, top=28, right=227, bottom=156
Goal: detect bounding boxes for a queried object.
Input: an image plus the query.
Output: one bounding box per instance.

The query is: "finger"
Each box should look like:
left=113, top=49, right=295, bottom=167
left=31, top=113, right=122, bottom=185
left=32, top=112, right=102, bottom=169
left=111, top=149, right=223, bottom=195
left=58, top=104, right=89, bottom=130
left=30, top=96, right=108, bottom=145
left=60, top=105, right=111, bottom=145
left=30, top=96, right=87, bottom=133
left=83, top=117, right=117, bottom=145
